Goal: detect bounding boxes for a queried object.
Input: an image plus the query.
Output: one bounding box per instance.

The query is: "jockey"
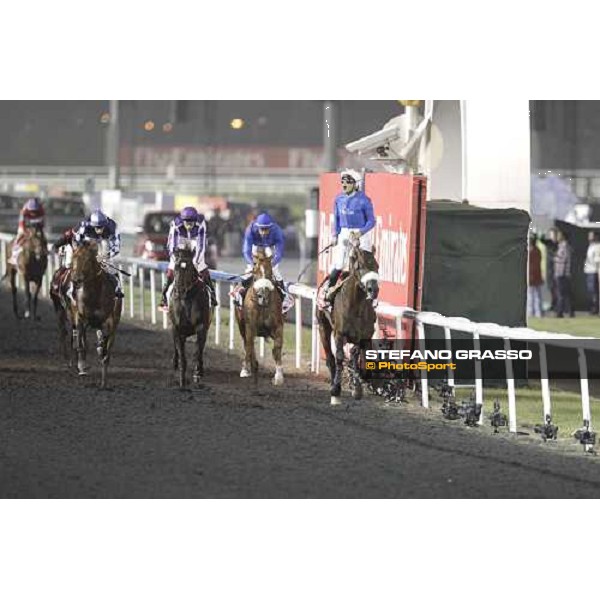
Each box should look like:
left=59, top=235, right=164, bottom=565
left=159, top=206, right=218, bottom=310
left=321, top=168, right=377, bottom=304
left=9, top=198, right=46, bottom=265
left=56, top=209, right=125, bottom=298
left=238, top=212, right=293, bottom=312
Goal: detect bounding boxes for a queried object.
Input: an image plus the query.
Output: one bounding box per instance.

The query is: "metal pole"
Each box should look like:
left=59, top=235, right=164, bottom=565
left=0, top=240, right=6, bottom=278
left=215, top=281, right=221, bottom=345
left=295, top=296, right=302, bottom=369
left=504, top=338, right=517, bottom=433
left=119, top=263, right=126, bottom=315
left=539, top=342, right=552, bottom=420
left=259, top=336, right=265, bottom=358
left=107, top=100, right=120, bottom=189
left=150, top=268, right=157, bottom=325
left=323, top=101, right=338, bottom=173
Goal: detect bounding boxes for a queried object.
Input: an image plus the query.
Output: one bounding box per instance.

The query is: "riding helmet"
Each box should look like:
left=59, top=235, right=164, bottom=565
left=256, top=213, right=273, bottom=228
left=180, top=206, right=199, bottom=221
left=90, top=210, right=109, bottom=228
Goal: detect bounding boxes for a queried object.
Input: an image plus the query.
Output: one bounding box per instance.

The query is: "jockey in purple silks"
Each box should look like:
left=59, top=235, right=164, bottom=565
left=159, top=206, right=218, bottom=310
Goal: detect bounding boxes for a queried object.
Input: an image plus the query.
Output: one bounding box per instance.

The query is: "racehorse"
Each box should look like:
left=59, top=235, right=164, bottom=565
left=235, top=248, right=285, bottom=385
left=316, top=232, right=379, bottom=404
left=50, top=241, right=122, bottom=388
left=4, top=227, right=48, bottom=320
left=169, top=247, right=213, bottom=389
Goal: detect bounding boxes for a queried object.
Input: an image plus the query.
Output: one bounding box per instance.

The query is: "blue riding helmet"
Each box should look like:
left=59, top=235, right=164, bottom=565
left=180, top=206, right=199, bottom=221
left=24, top=198, right=42, bottom=211
left=256, top=213, right=273, bottom=230
left=90, top=210, right=109, bottom=228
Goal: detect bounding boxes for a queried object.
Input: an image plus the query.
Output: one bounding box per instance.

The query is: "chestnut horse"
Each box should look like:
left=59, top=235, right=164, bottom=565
left=50, top=241, right=122, bottom=388
left=4, top=228, right=48, bottom=320
left=235, top=248, right=285, bottom=385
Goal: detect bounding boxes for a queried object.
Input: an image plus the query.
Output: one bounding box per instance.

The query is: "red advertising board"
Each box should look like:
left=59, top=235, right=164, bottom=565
left=318, top=172, right=427, bottom=339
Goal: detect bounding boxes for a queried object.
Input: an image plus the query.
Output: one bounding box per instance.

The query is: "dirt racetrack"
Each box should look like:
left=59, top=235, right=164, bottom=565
left=1, top=288, right=600, bottom=498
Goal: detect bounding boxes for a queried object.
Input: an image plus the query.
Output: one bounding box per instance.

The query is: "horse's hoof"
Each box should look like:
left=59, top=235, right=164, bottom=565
left=24, top=311, right=30, bottom=319
left=193, top=373, right=203, bottom=383
left=78, top=370, right=88, bottom=377
left=35, top=316, right=41, bottom=322
left=240, top=368, right=251, bottom=378
left=352, top=385, right=363, bottom=400
left=96, top=347, right=103, bottom=357
left=272, top=374, right=284, bottom=386
left=330, top=396, right=342, bottom=406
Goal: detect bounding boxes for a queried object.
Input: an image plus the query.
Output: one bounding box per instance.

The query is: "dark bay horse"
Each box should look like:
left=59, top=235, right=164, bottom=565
left=316, top=233, right=379, bottom=404
left=4, top=228, right=48, bottom=320
left=169, top=247, right=213, bottom=389
left=50, top=241, right=122, bottom=388
left=235, top=248, right=285, bottom=385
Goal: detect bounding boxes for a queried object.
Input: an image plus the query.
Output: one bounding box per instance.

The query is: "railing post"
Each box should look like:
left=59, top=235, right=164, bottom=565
left=473, top=332, right=483, bottom=424
left=150, top=268, right=157, bottom=325
left=539, top=342, right=551, bottom=420
left=444, top=326, right=454, bottom=387
left=160, top=271, right=168, bottom=329
left=259, top=336, right=265, bottom=358
left=417, top=319, right=429, bottom=408
left=578, top=347, right=592, bottom=425
left=229, top=283, right=235, bottom=350
left=129, top=264, right=135, bottom=318
left=0, top=240, right=6, bottom=278
left=295, top=296, right=302, bottom=369
left=139, top=267, right=145, bottom=321
left=311, top=294, right=319, bottom=373
left=215, top=281, right=221, bottom=345
left=504, top=338, right=517, bottom=433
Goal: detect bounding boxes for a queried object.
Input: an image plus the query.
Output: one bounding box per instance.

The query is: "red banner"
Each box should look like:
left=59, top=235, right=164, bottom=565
left=318, top=172, right=427, bottom=339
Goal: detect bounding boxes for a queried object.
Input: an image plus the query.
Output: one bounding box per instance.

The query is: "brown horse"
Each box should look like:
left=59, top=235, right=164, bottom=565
left=235, top=248, right=285, bottom=385
left=168, top=247, right=213, bottom=389
left=50, top=241, right=122, bottom=388
left=316, top=233, right=379, bottom=404
left=4, top=228, right=48, bottom=320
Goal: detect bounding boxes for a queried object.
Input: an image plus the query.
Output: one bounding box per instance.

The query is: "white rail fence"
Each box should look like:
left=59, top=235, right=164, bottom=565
left=0, top=232, right=595, bottom=434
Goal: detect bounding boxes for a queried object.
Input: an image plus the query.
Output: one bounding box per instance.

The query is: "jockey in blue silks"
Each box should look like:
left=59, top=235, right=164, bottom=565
left=238, top=212, right=293, bottom=312
left=321, top=168, right=378, bottom=304
left=159, top=206, right=218, bottom=310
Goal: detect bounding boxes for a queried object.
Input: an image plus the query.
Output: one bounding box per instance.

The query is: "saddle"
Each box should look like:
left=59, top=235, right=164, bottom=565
left=317, top=273, right=350, bottom=311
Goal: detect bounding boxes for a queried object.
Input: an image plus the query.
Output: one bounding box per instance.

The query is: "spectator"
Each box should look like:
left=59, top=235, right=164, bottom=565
left=553, top=229, right=574, bottom=318
left=528, top=233, right=544, bottom=317
left=207, top=208, right=227, bottom=256
left=584, top=230, right=600, bottom=315
left=539, top=227, right=558, bottom=311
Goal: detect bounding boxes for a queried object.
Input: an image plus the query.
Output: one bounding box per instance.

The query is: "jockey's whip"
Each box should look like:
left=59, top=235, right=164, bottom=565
left=296, top=241, right=335, bottom=283
left=100, top=261, right=132, bottom=277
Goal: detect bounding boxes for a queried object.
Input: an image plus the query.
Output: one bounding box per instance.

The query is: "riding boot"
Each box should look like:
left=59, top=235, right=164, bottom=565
left=324, top=269, right=342, bottom=301
left=159, top=272, right=174, bottom=309
left=204, top=274, right=219, bottom=307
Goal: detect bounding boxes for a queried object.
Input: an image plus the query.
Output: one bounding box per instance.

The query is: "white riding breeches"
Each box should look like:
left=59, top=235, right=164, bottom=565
left=331, top=228, right=373, bottom=271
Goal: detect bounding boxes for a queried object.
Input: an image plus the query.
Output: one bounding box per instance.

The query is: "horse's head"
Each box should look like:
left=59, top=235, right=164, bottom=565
left=252, top=247, right=274, bottom=281
left=71, top=241, right=99, bottom=285
left=348, top=238, right=379, bottom=302
left=173, top=247, right=196, bottom=286
left=251, top=248, right=275, bottom=307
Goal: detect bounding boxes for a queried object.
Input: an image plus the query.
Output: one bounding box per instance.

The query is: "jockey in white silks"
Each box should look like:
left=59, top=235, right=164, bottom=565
left=159, top=206, right=218, bottom=310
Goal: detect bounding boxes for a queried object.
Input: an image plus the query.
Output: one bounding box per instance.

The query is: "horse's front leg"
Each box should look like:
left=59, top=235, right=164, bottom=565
left=10, top=269, right=20, bottom=319
left=244, top=323, right=258, bottom=383
left=23, top=279, right=33, bottom=319
left=98, top=316, right=118, bottom=389
left=32, top=281, right=42, bottom=321
left=193, top=322, right=207, bottom=383
left=317, top=312, right=336, bottom=384
left=177, top=334, right=187, bottom=389
left=272, top=324, right=284, bottom=386
left=330, top=334, right=345, bottom=404
left=75, top=317, right=88, bottom=375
